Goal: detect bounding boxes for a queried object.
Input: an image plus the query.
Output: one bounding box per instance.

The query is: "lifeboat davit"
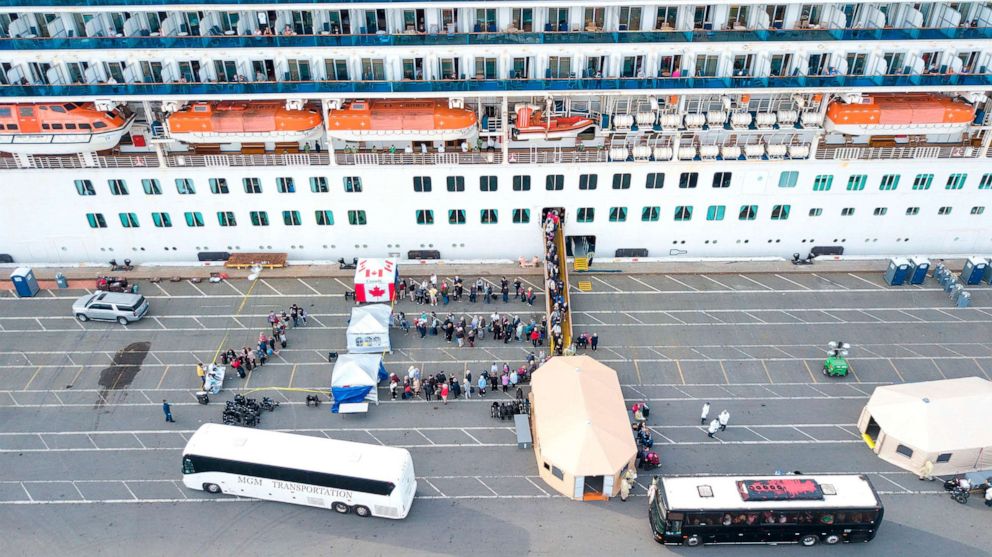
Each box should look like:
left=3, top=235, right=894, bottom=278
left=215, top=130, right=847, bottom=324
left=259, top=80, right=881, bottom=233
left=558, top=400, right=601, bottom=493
left=166, top=101, right=323, bottom=144
left=824, top=94, right=975, bottom=135
left=511, top=105, right=596, bottom=140
left=0, top=102, right=133, bottom=155
left=325, top=100, right=478, bottom=141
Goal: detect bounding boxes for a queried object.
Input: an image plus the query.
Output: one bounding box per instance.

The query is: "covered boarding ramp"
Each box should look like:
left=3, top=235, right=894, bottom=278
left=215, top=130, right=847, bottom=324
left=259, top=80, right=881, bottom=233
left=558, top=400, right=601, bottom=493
left=346, top=304, right=392, bottom=354
left=857, top=377, right=992, bottom=475
left=330, top=353, right=388, bottom=414
left=529, top=355, right=636, bottom=500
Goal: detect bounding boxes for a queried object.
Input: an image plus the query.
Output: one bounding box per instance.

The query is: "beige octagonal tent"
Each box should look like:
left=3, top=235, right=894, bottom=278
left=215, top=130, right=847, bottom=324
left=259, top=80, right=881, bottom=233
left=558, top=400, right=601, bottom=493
left=529, top=356, right=637, bottom=500
left=857, top=377, right=992, bottom=474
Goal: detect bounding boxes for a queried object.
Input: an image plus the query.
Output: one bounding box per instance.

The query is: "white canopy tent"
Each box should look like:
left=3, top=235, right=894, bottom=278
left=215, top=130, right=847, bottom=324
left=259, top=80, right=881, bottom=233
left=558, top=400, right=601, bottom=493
left=346, top=304, right=392, bottom=354
left=330, top=353, right=386, bottom=410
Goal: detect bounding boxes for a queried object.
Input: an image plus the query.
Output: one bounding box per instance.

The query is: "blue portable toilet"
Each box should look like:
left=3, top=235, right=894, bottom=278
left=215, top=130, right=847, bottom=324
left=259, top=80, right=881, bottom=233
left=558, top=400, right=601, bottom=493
left=908, top=257, right=930, bottom=285
left=9, top=267, right=40, bottom=298
left=883, top=257, right=910, bottom=286
left=961, top=256, right=988, bottom=285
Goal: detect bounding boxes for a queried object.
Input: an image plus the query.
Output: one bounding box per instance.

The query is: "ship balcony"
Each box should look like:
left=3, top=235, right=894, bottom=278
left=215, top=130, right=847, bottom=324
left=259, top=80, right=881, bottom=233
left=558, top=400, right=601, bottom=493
left=3, top=26, right=991, bottom=51
left=5, top=73, right=992, bottom=99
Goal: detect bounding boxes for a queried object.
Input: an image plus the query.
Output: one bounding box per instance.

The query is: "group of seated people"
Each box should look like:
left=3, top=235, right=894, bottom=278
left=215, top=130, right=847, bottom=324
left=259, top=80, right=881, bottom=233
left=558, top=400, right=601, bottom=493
left=687, top=510, right=874, bottom=527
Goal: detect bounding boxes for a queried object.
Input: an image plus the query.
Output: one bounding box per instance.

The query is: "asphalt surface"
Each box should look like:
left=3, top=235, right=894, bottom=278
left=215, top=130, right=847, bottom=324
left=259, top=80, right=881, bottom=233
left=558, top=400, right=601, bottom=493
left=1, top=270, right=992, bottom=556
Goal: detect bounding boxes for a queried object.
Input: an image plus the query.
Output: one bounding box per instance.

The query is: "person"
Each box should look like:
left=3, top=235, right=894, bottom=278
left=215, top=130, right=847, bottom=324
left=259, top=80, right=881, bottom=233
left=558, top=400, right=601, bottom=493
left=620, top=468, right=636, bottom=501
left=700, top=402, right=711, bottom=425
left=162, top=400, right=175, bottom=422
left=440, top=381, right=449, bottom=404
left=590, top=333, right=599, bottom=351
left=196, top=362, right=205, bottom=387
left=918, top=459, right=935, bottom=481
left=633, top=403, right=644, bottom=424
left=463, top=377, right=472, bottom=398
left=718, top=409, right=730, bottom=431
left=477, top=375, right=487, bottom=397
left=707, top=418, right=720, bottom=438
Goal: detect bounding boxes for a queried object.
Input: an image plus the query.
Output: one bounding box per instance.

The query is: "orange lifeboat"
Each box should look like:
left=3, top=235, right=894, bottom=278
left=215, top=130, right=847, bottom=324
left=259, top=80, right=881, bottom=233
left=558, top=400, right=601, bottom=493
left=824, top=94, right=975, bottom=136
left=325, top=100, right=478, bottom=141
left=0, top=102, right=133, bottom=155
left=512, top=105, right=596, bottom=140
left=166, top=101, right=323, bottom=144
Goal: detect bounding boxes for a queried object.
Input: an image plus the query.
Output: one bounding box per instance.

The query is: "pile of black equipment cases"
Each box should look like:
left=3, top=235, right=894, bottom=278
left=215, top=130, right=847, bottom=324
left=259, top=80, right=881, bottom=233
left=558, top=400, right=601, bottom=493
left=222, top=394, right=279, bottom=427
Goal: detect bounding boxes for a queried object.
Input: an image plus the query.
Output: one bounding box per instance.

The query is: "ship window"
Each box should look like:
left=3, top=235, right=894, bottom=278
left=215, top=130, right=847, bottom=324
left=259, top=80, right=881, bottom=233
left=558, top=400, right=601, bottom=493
left=53, top=123, right=66, bottom=130
left=142, top=179, right=162, bottom=195
left=348, top=210, right=367, bottom=226
left=447, top=176, right=465, bottom=192
left=480, top=176, right=497, bottom=192
left=546, top=175, right=564, bottom=191
left=576, top=208, right=595, bottom=223
left=78, top=123, right=91, bottom=130
left=841, top=207, right=856, bottom=216
left=809, top=208, right=823, bottom=217
left=42, top=123, right=51, bottom=130
left=778, top=171, right=798, bottom=188
left=646, top=173, right=664, bottom=189
left=513, top=209, right=531, bottom=224
left=912, top=174, right=933, bottom=190
left=579, top=174, right=598, bottom=190
left=18, top=107, right=33, bottom=117
left=210, top=178, right=230, bottom=194
left=612, top=173, right=631, bottom=190
left=448, top=210, right=466, bottom=225
left=739, top=205, right=758, bottom=220
left=74, top=180, right=95, bottom=196
left=194, top=105, right=209, bottom=113
left=119, top=212, right=140, bottom=228
left=64, top=123, right=76, bottom=130
left=846, top=175, right=866, bottom=191
left=50, top=105, right=65, bottom=113
left=713, top=172, right=732, bottom=188
left=978, top=174, right=992, bottom=190
left=413, top=176, right=432, bottom=192
left=250, top=211, right=269, bottom=226
left=282, top=210, right=302, bottom=226
left=512, top=176, right=531, bottom=191
left=879, top=174, right=899, bottom=191
left=152, top=212, right=172, bottom=228
left=706, top=205, right=725, bottom=221
left=972, top=206, right=986, bottom=215
left=184, top=212, right=205, bottom=228
left=309, top=177, right=329, bottom=193
left=243, top=178, right=262, bottom=194
left=938, top=206, right=953, bottom=215
left=277, top=177, right=296, bottom=193
left=315, top=210, right=334, bottom=226
left=0, top=108, right=10, bottom=117
left=217, top=211, right=237, bottom=227
left=642, top=206, right=660, bottom=222
left=679, top=172, right=698, bottom=189
left=5, top=124, right=16, bottom=130
left=674, top=206, right=692, bottom=221
left=771, top=205, right=790, bottom=220
left=874, top=207, right=888, bottom=216
left=176, top=179, right=196, bottom=195
left=93, top=121, right=107, bottom=129
left=946, top=173, right=967, bottom=190
left=480, top=209, right=498, bottom=224
left=416, top=210, right=434, bottom=225
left=895, top=445, right=913, bottom=458
left=65, top=103, right=78, bottom=110
left=609, top=207, right=628, bottom=222
left=86, top=213, right=107, bottom=229
left=906, top=207, right=920, bottom=216
left=108, top=179, right=128, bottom=196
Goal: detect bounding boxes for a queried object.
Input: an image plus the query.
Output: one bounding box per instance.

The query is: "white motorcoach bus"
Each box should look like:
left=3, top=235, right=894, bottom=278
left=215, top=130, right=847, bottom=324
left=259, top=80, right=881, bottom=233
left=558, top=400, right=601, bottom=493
left=181, top=424, right=417, bottom=519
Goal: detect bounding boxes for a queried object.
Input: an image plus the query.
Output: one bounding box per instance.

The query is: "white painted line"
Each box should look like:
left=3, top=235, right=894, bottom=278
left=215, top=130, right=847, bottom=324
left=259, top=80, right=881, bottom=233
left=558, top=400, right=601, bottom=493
left=259, top=279, right=284, bottom=296
left=34, top=318, right=46, bottom=331
left=935, top=309, right=964, bottom=321
left=792, top=427, right=820, bottom=441
left=462, top=430, right=485, bottom=445
left=743, top=312, right=767, bottom=323
left=20, top=483, right=34, bottom=502
left=737, top=275, right=773, bottom=290
left=416, top=430, right=436, bottom=445
left=625, top=312, right=645, bottom=324
left=665, top=276, right=699, bottom=291
left=122, top=482, right=139, bottom=500
left=186, top=280, right=207, bottom=297
left=298, top=278, right=322, bottom=295
left=700, top=275, right=733, bottom=290
left=333, top=278, right=352, bottom=292
left=524, top=476, right=551, bottom=496
left=590, top=276, right=622, bottom=292
left=422, top=478, right=446, bottom=497
left=746, top=427, right=771, bottom=441
left=847, top=273, right=886, bottom=288
left=152, top=282, right=172, bottom=297
left=224, top=280, right=245, bottom=296
left=811, top=273, right=849, bottom=289
left=775, top=274, right=811, bottom=290
left=476, top=477, right=499, bottom=496
left=875, top=474, right=912, bottom=493
left=365, top=430, right=386, bottom=445
left=628, top=276, right=661, bottom=292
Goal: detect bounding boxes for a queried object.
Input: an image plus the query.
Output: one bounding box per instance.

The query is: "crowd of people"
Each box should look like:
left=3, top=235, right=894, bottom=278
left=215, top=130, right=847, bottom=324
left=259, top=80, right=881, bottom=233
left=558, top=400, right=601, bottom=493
left=398, top=275, right=537, bottom=306
left=543, top=210, right=570, bottom=354
left=387, top=354, right=548, bottom=403
left=197, top=304, right=307, bottom=385
left=394, top=310, right=549, bottom=348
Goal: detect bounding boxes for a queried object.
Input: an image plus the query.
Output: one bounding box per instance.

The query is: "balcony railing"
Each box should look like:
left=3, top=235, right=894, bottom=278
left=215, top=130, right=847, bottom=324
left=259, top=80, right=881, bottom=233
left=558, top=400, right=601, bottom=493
left=815, top=143, right=982, bottom=161
left=5, top=73, right=988, bottom=99
left=4, top=26, right=990, bottom=51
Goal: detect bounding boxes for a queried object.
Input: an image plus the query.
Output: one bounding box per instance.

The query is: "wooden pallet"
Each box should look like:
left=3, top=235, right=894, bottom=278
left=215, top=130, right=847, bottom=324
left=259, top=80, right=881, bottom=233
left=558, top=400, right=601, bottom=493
left=224, top=252, right=288, bottom=269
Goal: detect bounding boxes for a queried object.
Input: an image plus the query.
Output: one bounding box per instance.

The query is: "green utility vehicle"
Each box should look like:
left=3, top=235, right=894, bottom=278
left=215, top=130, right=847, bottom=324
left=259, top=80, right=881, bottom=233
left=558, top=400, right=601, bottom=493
left=822, top=341, right=851, bottom=377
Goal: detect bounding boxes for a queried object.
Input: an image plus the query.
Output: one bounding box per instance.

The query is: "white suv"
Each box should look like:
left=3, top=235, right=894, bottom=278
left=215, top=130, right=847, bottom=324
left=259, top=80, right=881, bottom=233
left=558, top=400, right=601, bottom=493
left=72, top=292, right=149, bottom=325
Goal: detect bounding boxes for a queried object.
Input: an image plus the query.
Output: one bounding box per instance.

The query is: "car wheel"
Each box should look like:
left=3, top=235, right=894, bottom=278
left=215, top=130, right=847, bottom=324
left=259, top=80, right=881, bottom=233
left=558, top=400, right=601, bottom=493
left=203, top=483, right=222, bottom=494
left=801, top=535, right=819, bottom=546
left=353, top=505, right=371, bottom=517
left=117, top=316, right=129, bottom=325
left=332, top=502, right=350, bottom=514
left=824, top=535, right=841, bottom=545
left=76, top=313, right=89, bottom=322
left=684, top=536, right=701, bottom=547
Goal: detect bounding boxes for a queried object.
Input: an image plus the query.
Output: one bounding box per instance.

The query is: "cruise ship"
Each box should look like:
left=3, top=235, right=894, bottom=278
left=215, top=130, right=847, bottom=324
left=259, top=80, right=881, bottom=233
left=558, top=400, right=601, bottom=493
left=1, top=0, right=991, bottom=264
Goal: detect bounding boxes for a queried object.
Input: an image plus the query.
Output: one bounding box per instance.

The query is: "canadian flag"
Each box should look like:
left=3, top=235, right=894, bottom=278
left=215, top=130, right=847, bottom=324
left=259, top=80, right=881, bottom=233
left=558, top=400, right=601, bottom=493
left=356, top=282, right=394, bottom=302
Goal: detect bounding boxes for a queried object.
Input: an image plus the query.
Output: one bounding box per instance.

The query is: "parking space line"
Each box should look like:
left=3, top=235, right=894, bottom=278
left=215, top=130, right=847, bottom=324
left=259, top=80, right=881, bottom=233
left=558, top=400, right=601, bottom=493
left=737, top=275, right=773, bottom=290
left=745, top=427, right=771, bottom=441
left=718, top=361, right=730, bottom=384
left=259, top=279, right=284, bottom=296
left=287, top=364, right=298, bottom=388
left=633, top=359, right=643, bottom=385
left=423, top=478, right=446, bottom=497
left=887, top=359, right=906, bottom=382
left=896, top=310, right=925, bottom=322
left=365, top=431, right=385, bottom=445
left=792, top=427, right=819, bottom=441
left=875, top=474, right=912, bottom=494
left=665, top=276, right=699, bottom=291
left=224, top=280, right=245, bottom=296
left=23, top=366, right=42, bottom=390
left=896, top=344, right=925, bottom=357
left=743, top=312, right=766, bottom=323
left=931, top=359, right=948, bottom=380
left=935, top=309, right=964, bottom=321
left=476, top=478, right=499, bottom=496
left=66, top=366, right=85, bottom=389
left=333, top=278, right=352, bottom=292
left=297, top=278, right=322, bottom=295
left=34, top=318, right=46, bottom=331
left=186, top=281, right=207, bottom=297
left=590, top=276, right=622, bottom=292
left=416, top=430, right=436, bottom=445
left=760, top=360, right=774, bottom=384
left=462, top=430, right=484, bottom=445
left=663, top=312, right=687, bottom=325
left=628, top=276, right=661, bottom=292
left=802, top=360, right=818, bottom=383
left=152, top=282, right=172, bottom=297
left=624, top=312, right=645, bottom=324
left=525, top=476, right=551, bottom=496
left=811, top=273, right=849, bottom=289
left=700, top=275, right=733, bottom=290
left=675, top=360, right=686, bottom=385
left=972, top=358, right=992, bottom=380
left=121, top=482, right=139, bottom=501
left=847, top=273, right=885, bottom=288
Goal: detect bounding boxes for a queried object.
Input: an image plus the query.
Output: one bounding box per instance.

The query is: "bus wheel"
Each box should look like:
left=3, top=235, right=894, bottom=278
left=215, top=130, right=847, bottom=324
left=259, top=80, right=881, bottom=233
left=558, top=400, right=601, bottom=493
left=684, top=536, right=701, bottom=547
left=824, top=535, right=841, bottom=545
left=203, top=483, right=222, bottom=494
left=800, top=535, right=818, bottom=546
left=353, top=505, right=371, bottom=518
left=332, top=502, right=350, bottom=514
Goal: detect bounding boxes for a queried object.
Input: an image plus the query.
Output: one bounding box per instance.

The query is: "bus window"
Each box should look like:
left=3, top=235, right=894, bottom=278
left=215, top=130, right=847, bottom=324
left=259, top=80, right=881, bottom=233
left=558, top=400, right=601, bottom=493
left=183, top=456, right=195, bottom=474
left=818, top=512, right=835, bottom=525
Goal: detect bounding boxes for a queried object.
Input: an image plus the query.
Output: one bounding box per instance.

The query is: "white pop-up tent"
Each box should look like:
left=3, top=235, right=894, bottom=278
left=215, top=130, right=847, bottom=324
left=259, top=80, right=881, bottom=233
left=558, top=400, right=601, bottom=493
left=346, top=304, right=392, bottom=353
left=330, top=353, right=387, bottom=413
